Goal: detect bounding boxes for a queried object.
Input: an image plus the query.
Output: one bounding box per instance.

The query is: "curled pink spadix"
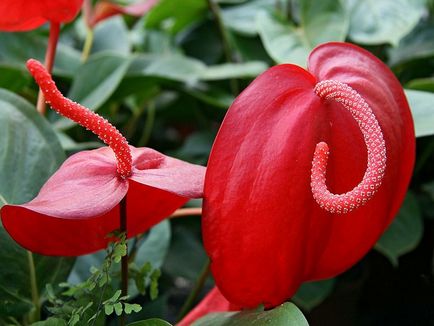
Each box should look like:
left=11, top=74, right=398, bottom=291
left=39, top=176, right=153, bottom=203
left=311, top=80, right=387, bottom=214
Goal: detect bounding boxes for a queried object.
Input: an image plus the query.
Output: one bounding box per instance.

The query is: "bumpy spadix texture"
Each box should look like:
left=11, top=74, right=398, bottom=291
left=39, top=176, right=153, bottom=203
left=0, top=0, right=83, bottom=31
left=311, top=80, right=387, bottom=214
left=27, top=59, right=132, bottom=178
left=0, top=59, right=205, bottom=256
left=202, top=42, right=415, bottom=308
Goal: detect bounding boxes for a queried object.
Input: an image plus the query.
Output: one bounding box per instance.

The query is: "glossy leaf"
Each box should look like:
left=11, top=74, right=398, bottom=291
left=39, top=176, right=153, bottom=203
left=405, top=89, right=434, bottom=137
left=257, top=0, right=348, bottom=66
left=192, top=302, right=309, bottom=326
left=127, top=318, right=172, bottom=326
left=0, top=32, right=81, bottom=77
left=0, top=89, right=65, bottom=205
left=375, top=192, right=423, bottom=266
left=92, top=17, right=131, bottom=55
left=0, top=90, right=73, bottom=317
left=388, top=20, right=434, bottom=66
left=347, top=0, right=425, bottom=46
left=221, top=0, right=275, bottom=36
left=292, top=279, right=336, bottom=311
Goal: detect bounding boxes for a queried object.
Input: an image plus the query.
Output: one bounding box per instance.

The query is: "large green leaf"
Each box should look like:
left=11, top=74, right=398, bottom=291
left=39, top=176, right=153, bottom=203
left=347, top=0, right=426, bottom=46
left=201, top=62, right=267, bottom=80
left=0, top=89, right=64, bottom=205
left=192, top=302, right=309, bottom=326
left=54, top=53, right=132, bottom=130
left=388, top=20, right=434, bottom=66
left=92, top=17, right=131, bottom=55
left=0, top=89, right=74, bottom=318
left=405, top=89, right=434, bottom=137
left=293, top=279, right=336, bottom=311
left=145, top=0, right=208, bottom=34
left=257, top=0, right=348, bottom=66
left=0, top=32, right=81, bottom=78
left=375, top=192, right=423, bottom=266
left=128, top=319, right=172, bottom=326
left=221, top=0, right=275, bottom=36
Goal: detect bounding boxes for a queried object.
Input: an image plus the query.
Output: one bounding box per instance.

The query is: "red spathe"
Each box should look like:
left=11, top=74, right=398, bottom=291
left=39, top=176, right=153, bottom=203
left=0, top=0, right=83, bottom=31
left=202, top=42, right=415, bottom=308
left=1, top=146, right=205, bottom=256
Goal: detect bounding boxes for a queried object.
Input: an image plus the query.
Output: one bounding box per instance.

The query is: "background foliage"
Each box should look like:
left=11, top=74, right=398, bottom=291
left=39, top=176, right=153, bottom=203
left=0, top=0, right=434, bottom=325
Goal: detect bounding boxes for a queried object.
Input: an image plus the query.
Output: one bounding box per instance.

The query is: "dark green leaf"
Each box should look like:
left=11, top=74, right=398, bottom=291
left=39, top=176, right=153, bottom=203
left=405, top=89, right=434, bottom=137
left=31, top=317, right=67, bottom=326
left=375, top=192, right=423, bottom=266
left=347, top=0, right=425, bottom=46
left=127, top=318, right=172, bottom=326
left=292, top=279, right=336, bottom=311
left=145, top=0, right=208, bottom=34
left=0, top=89, right=73, bottom=317
left=193, top=302, right=309, bottom=325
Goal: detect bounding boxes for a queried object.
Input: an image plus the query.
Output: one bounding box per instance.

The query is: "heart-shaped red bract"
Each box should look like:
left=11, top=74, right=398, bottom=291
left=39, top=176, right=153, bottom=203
left=1, top=146, right=205, bottom=256
left=202, top=42, right=415, bottom=308
left=0, top=0, right=83, bottom=31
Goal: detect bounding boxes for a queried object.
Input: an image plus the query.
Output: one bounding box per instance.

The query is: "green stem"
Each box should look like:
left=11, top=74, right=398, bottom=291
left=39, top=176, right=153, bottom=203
left=207, top=0, right=239, bottom=95
left=138, top=102, right=156, bottom=147
left=81, top=28, right=95, bottom=62
left=36, top=22, right=60, bottom=115
left=177, top=259, right=211, bottom=322
left=27, top=251, right=40, bottom=323
left=120, top=198, right=128, bottom=326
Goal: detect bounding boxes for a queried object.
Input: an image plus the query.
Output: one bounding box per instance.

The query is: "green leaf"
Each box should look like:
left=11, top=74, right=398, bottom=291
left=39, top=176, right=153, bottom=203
left=347, top=0, right=426, bottom=46
left=375, top=192, right=423, bottom=266
left=114, top=302, right=123, bottom=316
left=292, top=279, right=336, bottom=311
left=92, top=17, right=131, bottom=55
left=221, top=0, right=275, bottom=36
left=257, top=0, right=348, bottom=66
left=135, top=220, right=171, bottom=269
left=105, top=304, right=114, bottom=316
left=55, top=53, right=132, bottom=130
left=388, top=20, right=434, bottom=66
left=145, top=0, right=208, bottom=34
left=0, top=89, right=74, bottom=317
left=0, top=32, right=81, bottom=78
left=124, top=303, right=142, bottom=314
left=31, top=317, right=67, bottom=326
left=405, top=89, right=434, bottom=137
left=201, top=62, right=268, bottom=80
left=0, top=89, right=65, bottom=205
left=127, top=318, right=172, bottom=326
left=193, top=302, right=309, bottom=325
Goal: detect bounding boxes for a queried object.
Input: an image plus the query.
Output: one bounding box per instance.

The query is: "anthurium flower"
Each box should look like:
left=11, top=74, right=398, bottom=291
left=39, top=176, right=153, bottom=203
left=0, top=0, right=84, bottom=31
left=0, top=59, right=205, bottom=256
left=202, top=42, right=415, bottom=308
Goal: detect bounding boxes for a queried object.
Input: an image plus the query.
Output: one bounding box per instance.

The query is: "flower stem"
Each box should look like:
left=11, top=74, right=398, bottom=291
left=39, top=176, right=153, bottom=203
left=207, top=0, right=239, bottom=95
left=36, top=22, right=60, bottom=115
left=27, top=250, right=40, bottom=323
left=120, top=198, right=128, bottom=326
left=138, top=102, right=156, bottom=147
left=81, top=28, right=95, bottom=62
left=177, top=259, right=211, bottom=322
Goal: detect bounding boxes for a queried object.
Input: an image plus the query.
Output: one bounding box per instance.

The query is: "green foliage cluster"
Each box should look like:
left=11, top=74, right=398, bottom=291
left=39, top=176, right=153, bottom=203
left=0, top=0, right=434, bottom=325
